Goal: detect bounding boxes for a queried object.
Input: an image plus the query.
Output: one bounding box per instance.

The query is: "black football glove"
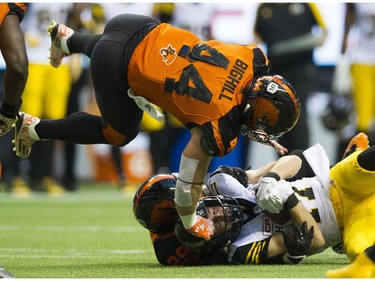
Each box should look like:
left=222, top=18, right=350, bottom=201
left=282, top=221, right=314, bottom=264
left=210, top=165, right=248, bottom=187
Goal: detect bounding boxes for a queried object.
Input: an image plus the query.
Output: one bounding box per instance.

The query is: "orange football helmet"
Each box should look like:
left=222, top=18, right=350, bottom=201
left=133, top=174, right=177, bottom=234
left=241, top=75, right=300, bottom=143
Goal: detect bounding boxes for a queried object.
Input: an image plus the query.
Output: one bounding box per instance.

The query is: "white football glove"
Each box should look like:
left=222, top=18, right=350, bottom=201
left=254, top=177, right=283, bottom=214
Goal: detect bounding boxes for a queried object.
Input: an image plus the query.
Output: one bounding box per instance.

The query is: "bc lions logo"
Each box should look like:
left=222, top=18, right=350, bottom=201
left=160, top=44, right=177, bottom=65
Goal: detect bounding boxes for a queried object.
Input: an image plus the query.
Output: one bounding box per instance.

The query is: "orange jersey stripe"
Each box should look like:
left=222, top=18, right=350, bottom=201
left=0, top=3, right=26, bottom=26
left=0, top=3, right=11, bottom=26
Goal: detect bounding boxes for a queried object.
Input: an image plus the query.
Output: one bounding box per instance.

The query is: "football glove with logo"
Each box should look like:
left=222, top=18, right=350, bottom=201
left=186, top=215, right=214, bottom=241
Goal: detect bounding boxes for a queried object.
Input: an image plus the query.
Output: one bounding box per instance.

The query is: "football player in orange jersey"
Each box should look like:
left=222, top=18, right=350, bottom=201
left=12, top=13, right=300, bottom=242
left=0, top=3, right=28, bottom=137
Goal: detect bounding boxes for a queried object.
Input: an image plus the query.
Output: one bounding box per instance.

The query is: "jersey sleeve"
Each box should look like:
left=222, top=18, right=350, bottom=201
left=230, top=238, right=285, bottom=265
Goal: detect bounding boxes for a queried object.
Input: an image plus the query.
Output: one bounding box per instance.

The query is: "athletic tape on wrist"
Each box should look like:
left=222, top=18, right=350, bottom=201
left=174, top=154, right=200, bottom=207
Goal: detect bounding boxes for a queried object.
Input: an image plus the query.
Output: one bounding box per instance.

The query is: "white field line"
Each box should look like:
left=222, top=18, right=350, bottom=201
left=0, top=225, right=143, bottom=232
left=0, top=248, right=151, bottom=259
left=1, top=190, right=133, bottom=203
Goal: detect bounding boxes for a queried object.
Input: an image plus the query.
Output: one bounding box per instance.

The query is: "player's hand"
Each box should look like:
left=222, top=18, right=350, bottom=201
left=268, top=140, right=288, bottom=155
left=186, top=215, right=214, bottom=241
left=254, top=177, right=283, bottom=213
left=282, top=221, right=314, bottom=263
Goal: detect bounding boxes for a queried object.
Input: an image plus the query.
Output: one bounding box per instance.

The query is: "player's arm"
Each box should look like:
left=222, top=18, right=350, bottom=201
left=287, top=202, right=325, bottom=255
left=232, top=217, right=321, bottom=265
left=255, top=150, right=316, bottom=214
left=232, top=222, right=311, bottom=265
left=174, top=127, right=213, bottom=240
left=246, top=149, right=316, bottom=185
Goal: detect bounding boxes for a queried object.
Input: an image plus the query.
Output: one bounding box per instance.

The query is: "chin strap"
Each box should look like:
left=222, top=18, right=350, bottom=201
left=242, top=104, right=250, bottom=114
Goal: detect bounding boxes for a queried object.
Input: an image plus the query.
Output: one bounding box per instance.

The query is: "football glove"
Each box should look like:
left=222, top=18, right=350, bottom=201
left=186, top=215, right=214, bottom=241
left=255, top=176, right=296, bottom=214
left=254, top=176, right=283, bottom=213
left=282, top=221, right=314, bottom=264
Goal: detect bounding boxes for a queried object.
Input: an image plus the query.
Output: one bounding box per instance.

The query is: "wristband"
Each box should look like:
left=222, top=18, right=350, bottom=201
left=284, top=193, right=299, bottom=210
left=264, top=172, right=281, bottom=181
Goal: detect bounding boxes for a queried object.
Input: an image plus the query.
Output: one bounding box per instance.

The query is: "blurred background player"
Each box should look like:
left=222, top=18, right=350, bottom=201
left=254, top=3, right=328, bottom=152
left=19, top=3, right=73, bottom=194
left=333, top=3, right=375, bottom=152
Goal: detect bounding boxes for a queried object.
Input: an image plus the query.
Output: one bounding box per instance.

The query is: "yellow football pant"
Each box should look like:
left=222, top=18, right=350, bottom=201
left=351, top=64, right=375, bottom=132
left=21, top=64, right=71, bottom=119
left=330, top=150, right=375, bottom=261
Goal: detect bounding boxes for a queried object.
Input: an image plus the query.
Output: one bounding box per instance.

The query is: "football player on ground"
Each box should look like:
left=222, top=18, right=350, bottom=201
left=254, top=132, right=375, bottom=278
left=12, top=13, right=300, bottom=242
left=133, top=173, right=324, bottom=266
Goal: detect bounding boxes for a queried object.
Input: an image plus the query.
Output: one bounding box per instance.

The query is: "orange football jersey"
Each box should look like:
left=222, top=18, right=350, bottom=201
left=128, top=23, right=269, bottom=156
left=0, top=3, right=26, bottom=26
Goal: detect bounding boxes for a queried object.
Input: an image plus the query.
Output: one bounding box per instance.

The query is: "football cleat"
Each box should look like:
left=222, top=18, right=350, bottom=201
left=0, top=113, right=17, bottom=136
left=12, top=113, right=40, bottom=158
left=0, top=265, right=14, bottom=278
left=48, top=21, right=74, bottom=68
left=42, top=177, right=66, bottom=196
left=342, top=132, right=369, bottom=159
left=325, top=252, right=374, bottom=278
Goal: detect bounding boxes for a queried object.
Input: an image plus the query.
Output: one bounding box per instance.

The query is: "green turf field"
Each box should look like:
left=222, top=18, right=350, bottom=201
left=0, top=183, right=349, bottom=278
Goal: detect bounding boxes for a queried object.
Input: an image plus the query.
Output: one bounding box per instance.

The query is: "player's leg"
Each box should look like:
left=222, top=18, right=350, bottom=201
left=331, top=145, right=375, bottom=195
left=326, top=195, right=375, bottom=278
left=48, top=21, right=102, bottom=67
left=326, top=244, right=375, bottom=278
left=13, top=14, right=159, bottom=158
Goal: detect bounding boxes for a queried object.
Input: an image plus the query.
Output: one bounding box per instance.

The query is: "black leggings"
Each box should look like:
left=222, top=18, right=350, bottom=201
left=38, top=14, right=160, bottom=146
left=90, top=14, right=160, bottom=144
left=358, top=145, right=375, bottom=171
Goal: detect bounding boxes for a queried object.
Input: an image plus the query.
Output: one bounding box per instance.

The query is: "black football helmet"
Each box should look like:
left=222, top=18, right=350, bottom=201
left=133, top=174, right=177, bottom=234
left=174, top=195, right=244, bottom=252
left=241, top=75, right=300, bottom=143
left=321, top=94, right=354, bottom=131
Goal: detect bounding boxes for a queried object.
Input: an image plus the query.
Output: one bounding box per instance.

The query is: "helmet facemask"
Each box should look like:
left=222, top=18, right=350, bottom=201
left=175, top=195, right=244, bottom=252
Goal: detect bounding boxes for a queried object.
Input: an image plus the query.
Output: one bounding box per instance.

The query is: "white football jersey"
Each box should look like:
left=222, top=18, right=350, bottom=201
left=207, top=144, right=341, bottom=262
